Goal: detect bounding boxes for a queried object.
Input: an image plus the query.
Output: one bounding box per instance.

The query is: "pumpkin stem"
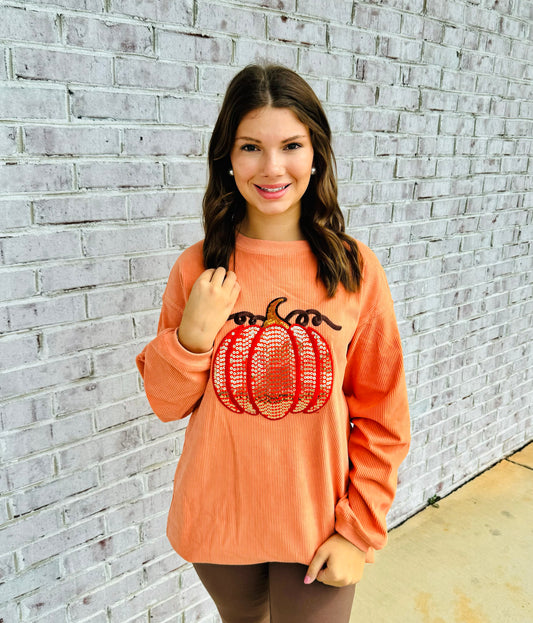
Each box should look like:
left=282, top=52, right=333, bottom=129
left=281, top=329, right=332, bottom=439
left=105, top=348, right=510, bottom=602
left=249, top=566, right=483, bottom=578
left=263, top=297, right=290, bottom=328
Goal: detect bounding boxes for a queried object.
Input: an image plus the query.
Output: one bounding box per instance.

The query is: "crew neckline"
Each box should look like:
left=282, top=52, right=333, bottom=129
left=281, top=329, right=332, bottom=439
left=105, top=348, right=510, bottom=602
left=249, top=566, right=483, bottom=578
left=235, top=232, right=312, bottom=255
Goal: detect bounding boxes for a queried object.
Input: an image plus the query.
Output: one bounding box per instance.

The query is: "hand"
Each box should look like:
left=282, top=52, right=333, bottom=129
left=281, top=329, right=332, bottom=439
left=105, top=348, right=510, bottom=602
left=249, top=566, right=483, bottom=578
left=178, top=267, right=240, bottom=353
left=304, top=534, right=366, bottom=587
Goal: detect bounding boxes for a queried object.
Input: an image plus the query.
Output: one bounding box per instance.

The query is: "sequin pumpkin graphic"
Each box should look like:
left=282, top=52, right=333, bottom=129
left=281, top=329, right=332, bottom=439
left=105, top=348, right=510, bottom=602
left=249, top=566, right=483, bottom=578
left=212, top=297, right=340, bottom=420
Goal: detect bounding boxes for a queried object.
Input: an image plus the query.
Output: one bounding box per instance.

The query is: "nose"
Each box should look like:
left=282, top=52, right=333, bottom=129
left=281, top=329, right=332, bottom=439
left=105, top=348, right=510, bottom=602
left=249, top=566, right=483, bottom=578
left=261, top=150, right=284, bottom=177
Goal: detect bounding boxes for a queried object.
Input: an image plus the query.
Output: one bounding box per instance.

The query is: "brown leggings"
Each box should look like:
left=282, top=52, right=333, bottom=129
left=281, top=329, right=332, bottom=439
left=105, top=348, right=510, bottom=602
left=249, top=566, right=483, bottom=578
left=193, top=562, right=356, bottom=623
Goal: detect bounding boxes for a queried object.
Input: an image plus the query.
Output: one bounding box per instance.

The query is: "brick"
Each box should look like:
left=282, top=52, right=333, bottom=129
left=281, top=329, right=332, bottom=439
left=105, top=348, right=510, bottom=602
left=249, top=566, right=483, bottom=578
left=54, top=372, right=138, bottom=416
left=0, top=353, right=90, bottom=400
left=268, top=14, right=326, bottom=45
left=396, top=157, right=437, bottom=179
left=375, top=135, right=417, bottom=156
left=70, top=88, right=157, bottom=121
left=62, top=527, right=139, bottom=575
left=123, top=128, right=202, bottom=156
left=1, top=230, right=81, bottom=264
left=166, top=162, right=208, bottom=189
left=29, top=0, right=105, bottom=8
left=299, top=49, right=353, bottom=78
left=169, top=220, right=204, bottom=248
left=87, top=282, right=164, bottom=318
left=328, top=81, right=375, bottom=106
left=0, top=332, right=40, bottom=370
left=24, top=125, right=119, bottom=156
left=0, top=557, right=60, bottom=602
left=378, top=34, right=422, bottom=62
left=476, top=73, right=509, bottom=97
left=106, top=488, right=172, bottom=532
left=1, top=294, right=86, bottom=332
left=13, top=47, right=112, bottom=85
left=58, top=426, right=142, bottom=472
left=436, top=157, right=471, bottom=177
left=421, top=90, right=458, bottom=111
left=64, top=15, right=153, bottom=54
left=34, top=195, right=127, bottom=224
left=351, top=109, right=398, bottom=132
left=353, top=5, right=402, bottom=33
left=234, top=38, right=298, bottom=68
left=129, top=190, right=203, bottom=219
left=402, top=13, right=443, bottom=42
left=68, top=569, right=143, bottom=620
left=422, top=41, right=460, bottom=69
left=20, top=567, right=106, bottom=620
left=12, top=468, right=99, bottom=516
left=0, top=85, right=66, bottom=121
left=0, top=162, right=73, bottom=193
left=93, top=340, right=143, bottom=374
left=130, top=252, right=178, bottom=281
left=94, top=394, right=151, bottom=432
left=0, top=267, right=37, bottom=300
left=427, top=0, right=465, bottom=20
left=107, top=532, right=168, bottom=579
left=0, top=395, right=52, bottom=432
left=77, top=161, right=164, bottom=189
left=0, top=125, right=18, bottom=155
left=21, top=516, right=105, bottom=568
left=41, top=257, right=130, bottom=293
left=198, top=2, right=265, bottom=38
left=372, top=180, right=415, bottom=203
left=198, top=65, right=241, bottom=96
left=110, top=0, right=193, bottom=24
left=82, top=224, right=166, bottom=256
left=63, top=477, right=143, bottom=524
left=158, top=29, right=232, bottom=63
left=115, top=57, right=196, bottom=90
left=355, top=57, right=399, bottom=84
left=160, top=95, right=219, bottom=126
left=45, top=317, right=133, bottom=357
left=329, top=25, right=376, bottom=54
left=377, top=85, right=419, bottom=110
left=0, top=6, right=58, bottom=44
left=0, top=199, right=32, bottom=228
left=460, top=50, right=494, bottom=74
left=100, top=437, right=176, bottom=484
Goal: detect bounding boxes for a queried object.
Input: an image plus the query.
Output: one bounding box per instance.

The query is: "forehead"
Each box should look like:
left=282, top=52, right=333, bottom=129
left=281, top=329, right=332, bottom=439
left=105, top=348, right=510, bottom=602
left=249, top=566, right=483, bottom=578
left=235, top=107, right=310, bottom=140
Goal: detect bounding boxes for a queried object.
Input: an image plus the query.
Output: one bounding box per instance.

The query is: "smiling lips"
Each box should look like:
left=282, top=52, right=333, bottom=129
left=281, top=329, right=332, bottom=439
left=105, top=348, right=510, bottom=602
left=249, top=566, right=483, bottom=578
left=254, top=183, right=291, bottom=199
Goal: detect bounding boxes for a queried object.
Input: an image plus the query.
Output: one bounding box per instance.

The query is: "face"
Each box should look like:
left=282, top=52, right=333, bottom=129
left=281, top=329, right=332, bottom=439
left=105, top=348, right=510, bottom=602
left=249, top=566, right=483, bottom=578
left=230, top=106, right=314, bottom=231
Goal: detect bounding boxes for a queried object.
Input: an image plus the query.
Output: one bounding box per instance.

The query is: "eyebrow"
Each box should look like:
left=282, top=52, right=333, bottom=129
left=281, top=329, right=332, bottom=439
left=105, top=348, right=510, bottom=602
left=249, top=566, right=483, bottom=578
left=234, top=135, right=307, bottom=144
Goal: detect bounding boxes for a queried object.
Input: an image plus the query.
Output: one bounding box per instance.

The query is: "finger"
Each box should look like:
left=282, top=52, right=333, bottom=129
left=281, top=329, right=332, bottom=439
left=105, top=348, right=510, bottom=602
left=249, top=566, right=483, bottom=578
left=209, top=266, right=228, bottom=287
left=221, top=270, right=237, bottom=290
left=304, top=549, right=329, bottom=584
left=229, top=280, right=241, bottom=304
left=197, top=268, right=216, bottom=283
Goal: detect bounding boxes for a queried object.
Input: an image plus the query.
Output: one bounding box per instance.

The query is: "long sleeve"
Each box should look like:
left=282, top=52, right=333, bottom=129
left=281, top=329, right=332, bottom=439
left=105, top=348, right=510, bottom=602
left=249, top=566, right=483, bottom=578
left=136, top=247, right=211, bottom=422
left=335, top=251, right=410, bottom=560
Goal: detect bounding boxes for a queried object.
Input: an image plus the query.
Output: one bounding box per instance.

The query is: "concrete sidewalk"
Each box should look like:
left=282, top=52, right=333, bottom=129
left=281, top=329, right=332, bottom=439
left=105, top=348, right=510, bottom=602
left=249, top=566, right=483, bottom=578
left=351, top=442, right=533, bottom=623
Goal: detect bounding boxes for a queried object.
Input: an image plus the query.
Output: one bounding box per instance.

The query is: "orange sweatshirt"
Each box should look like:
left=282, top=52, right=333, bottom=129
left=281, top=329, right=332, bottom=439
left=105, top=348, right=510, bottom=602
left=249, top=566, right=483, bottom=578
left=136, top=234, right=410, bottom=565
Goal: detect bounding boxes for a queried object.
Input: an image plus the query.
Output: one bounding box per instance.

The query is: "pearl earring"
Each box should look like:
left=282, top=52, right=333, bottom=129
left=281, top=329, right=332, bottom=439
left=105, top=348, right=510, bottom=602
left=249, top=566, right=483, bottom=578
left=229, top=169, right=234, bottom=176
left=311, top=167, right=316, bottom=175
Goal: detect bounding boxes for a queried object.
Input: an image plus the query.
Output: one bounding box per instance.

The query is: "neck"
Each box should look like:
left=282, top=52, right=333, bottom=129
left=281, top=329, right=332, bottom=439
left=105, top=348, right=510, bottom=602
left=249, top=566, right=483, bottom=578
left=239, top=211, right=304, bottom=242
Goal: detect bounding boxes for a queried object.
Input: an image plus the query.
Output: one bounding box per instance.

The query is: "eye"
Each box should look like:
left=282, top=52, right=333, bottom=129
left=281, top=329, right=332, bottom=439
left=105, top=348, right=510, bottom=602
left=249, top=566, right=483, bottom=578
left=284, top=143, right=303, bottom=150
left=240, top=144, right=260, bottom=152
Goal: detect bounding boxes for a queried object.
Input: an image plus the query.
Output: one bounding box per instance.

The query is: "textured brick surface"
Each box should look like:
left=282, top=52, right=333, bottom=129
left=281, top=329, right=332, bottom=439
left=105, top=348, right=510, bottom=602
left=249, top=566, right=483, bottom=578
left=1, top=0, right=532, bottom=621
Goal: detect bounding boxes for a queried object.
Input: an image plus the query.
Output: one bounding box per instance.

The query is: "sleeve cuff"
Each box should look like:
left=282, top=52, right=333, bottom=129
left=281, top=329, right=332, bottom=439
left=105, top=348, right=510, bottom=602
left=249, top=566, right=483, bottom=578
left=155, top=328, right=213, bottom=372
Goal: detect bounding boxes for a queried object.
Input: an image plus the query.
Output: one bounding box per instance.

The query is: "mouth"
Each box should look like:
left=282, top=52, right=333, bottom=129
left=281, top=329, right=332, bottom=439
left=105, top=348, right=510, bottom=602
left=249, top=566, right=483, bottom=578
left=254, top=183, right=291, bottom=193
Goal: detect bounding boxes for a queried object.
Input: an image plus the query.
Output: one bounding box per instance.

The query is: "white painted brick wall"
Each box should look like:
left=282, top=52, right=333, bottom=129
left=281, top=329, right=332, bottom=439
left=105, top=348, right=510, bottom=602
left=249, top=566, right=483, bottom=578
left=1, top=0, right=532, bottom=621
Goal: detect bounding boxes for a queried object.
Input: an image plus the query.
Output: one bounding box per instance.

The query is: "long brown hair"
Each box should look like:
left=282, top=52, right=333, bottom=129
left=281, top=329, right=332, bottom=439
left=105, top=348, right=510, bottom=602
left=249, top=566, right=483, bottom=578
left=202, top=64, right=362, bottom=296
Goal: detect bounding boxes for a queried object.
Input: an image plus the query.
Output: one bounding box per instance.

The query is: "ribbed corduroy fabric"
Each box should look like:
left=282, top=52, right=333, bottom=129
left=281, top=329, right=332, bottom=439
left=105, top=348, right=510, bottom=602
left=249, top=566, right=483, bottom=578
left=136, top=234, right=410, bottom=565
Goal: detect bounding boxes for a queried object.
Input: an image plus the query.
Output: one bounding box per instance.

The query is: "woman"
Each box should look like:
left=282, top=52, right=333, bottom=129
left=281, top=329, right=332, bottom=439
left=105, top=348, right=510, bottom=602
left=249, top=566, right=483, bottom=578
left=136, top=64, right=410, bottom=623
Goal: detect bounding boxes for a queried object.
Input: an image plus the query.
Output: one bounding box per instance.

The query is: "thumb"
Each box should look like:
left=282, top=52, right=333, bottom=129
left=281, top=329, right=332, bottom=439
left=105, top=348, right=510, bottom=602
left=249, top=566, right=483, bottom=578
left=304, top=548, right=329, bottom=584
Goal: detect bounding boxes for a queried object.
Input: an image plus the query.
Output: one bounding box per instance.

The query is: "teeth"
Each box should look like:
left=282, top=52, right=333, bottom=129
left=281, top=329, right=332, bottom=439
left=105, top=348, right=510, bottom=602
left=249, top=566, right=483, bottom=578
left=259, top=185, right=288, bottom=193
